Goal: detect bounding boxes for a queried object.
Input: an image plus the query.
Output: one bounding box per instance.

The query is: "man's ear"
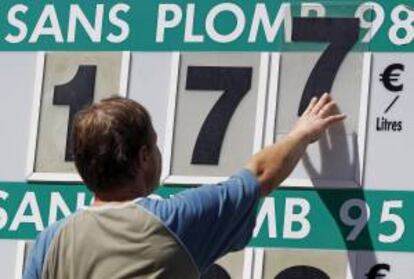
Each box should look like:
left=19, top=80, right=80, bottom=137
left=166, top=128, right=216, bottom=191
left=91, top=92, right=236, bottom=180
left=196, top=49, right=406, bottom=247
left=138, top=145, right=150, bottom=167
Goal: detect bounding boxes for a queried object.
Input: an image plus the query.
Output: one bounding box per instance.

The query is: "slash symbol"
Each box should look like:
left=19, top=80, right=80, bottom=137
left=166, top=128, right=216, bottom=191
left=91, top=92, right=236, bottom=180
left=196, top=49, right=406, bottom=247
left=384, top=95, right=400, bottom=114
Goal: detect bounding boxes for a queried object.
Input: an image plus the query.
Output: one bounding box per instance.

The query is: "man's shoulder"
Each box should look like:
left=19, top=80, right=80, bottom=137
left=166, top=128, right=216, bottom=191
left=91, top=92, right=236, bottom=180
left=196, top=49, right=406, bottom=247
left=31, top=216, right=72, bottom=261
left=134, top=169, right=261, bottom=273
left=38, top=217, right=70, bottom=243
left=23, top=217, right=71, bottom=279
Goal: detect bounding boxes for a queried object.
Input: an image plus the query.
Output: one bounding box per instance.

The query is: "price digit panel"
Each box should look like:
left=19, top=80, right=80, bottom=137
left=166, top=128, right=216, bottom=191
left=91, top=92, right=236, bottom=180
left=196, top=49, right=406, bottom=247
left=201, top=250, right=250, bottom=279
left=162, top=53, right=268, bottom=185
left=254, top=249, right=350, bottom=279
left=267, top=51, right=370, bottom=188
left=27, top=52, right=130, bottom=182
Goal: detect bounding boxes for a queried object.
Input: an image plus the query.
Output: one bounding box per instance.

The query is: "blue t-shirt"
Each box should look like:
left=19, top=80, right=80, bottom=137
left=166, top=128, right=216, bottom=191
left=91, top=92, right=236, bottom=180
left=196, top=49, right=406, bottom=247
left=24, top=169, right=260, bottom=278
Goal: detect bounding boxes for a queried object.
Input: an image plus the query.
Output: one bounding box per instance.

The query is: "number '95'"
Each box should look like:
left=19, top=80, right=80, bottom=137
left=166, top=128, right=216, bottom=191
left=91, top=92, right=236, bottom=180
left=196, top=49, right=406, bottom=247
left=253, top=198, right=405, bottom=244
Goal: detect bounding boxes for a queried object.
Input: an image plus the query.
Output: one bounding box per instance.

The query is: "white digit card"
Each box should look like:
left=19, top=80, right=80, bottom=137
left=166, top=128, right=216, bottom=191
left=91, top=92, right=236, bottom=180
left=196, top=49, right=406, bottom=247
left=27, top=52, right=130, bottom=182
left=253, top=249, right=351, bottom=279
left=162, top=53, right=268, bottom=185
left=201, top=249, right=253, bottom=279
left=265, top=51, right=371, bottom=188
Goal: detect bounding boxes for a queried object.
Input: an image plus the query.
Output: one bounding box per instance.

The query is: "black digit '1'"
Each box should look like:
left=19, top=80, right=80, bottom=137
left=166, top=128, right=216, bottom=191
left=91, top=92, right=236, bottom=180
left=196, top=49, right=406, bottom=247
left=292, top=17, right=360, bottom=116
left=53, top=65, right=96, bottom=161
left=186, top=66, right=252, bottom=165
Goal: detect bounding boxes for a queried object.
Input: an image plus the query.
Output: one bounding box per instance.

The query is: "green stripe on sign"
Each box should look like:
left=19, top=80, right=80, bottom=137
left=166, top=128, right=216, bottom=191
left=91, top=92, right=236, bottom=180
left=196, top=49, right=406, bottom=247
left=0, top=182, right=413, bottom=253
left=0, top=0, right=413, bottom=51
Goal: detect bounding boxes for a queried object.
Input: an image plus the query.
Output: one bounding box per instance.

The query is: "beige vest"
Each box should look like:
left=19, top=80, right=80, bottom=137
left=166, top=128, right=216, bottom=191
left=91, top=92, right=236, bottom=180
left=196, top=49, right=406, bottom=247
left=42, top=203, right=199, bottom=279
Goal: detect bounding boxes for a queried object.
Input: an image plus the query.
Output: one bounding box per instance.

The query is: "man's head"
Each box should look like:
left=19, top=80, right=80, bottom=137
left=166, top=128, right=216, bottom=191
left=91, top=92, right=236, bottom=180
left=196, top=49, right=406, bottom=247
left=72, top=97, right=161, bottom=200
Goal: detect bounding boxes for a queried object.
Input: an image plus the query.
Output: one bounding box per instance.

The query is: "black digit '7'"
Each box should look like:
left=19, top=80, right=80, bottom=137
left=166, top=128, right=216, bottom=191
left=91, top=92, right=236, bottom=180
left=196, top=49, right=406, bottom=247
left=53, top=65, right=96, bottom=161
left=292, top=17, right=360, bottom=116
left=186, top=66, right=252, bottom=165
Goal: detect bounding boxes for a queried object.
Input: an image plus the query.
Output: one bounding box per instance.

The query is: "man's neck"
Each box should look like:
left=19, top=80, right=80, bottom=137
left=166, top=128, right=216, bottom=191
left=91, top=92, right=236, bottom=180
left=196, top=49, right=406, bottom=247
left=92, top=197, right=126, bottom=207
left=92, top=186, right=149, bottom=207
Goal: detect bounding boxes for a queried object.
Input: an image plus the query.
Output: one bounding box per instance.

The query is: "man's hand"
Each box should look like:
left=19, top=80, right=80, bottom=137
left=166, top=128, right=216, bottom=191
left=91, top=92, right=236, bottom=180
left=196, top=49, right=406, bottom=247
left=246, top=93, right=346, bottom=196
left=291, top=93, right=346, bottom=144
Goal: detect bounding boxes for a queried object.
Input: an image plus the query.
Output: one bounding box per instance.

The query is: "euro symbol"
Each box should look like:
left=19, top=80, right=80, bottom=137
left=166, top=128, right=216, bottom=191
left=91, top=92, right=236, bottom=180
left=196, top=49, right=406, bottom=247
left=366, top=263, right=390, bottom=279
left=379, top=64, right=405, bottom=92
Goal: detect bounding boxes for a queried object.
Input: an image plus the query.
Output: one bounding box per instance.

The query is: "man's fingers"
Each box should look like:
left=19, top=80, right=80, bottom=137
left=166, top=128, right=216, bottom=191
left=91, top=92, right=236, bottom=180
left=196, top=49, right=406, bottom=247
left=318, top=101, right=338, bottom=118
left=323, top=114, right=347, bottom=127
left=311, top=93, right=331, bottom=114
left=303, top=97, right=318, bottom=115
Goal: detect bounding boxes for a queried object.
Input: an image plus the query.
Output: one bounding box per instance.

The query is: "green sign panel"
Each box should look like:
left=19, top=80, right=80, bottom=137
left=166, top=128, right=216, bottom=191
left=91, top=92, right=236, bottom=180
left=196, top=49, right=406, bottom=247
left=0, top=0, right=413, bottom=51
left=0, top=182, right=413, bottom=253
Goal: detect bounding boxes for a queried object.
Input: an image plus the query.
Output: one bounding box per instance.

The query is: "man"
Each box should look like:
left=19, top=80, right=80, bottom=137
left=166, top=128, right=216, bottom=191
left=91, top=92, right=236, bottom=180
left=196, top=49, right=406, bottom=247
left=24, top=93, right=345, bottom=279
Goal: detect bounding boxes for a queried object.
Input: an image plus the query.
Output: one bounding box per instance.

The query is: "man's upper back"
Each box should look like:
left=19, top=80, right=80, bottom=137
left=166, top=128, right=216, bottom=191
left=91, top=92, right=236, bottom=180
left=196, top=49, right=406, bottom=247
left=24, top=170, right=260, bottom=279
left=42, top=202, right=198, bottom=279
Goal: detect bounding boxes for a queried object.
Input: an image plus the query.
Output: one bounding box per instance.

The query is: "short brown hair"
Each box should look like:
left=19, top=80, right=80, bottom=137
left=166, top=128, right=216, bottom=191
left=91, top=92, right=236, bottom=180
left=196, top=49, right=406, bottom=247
left=72, top=97, right=153, bottom=193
